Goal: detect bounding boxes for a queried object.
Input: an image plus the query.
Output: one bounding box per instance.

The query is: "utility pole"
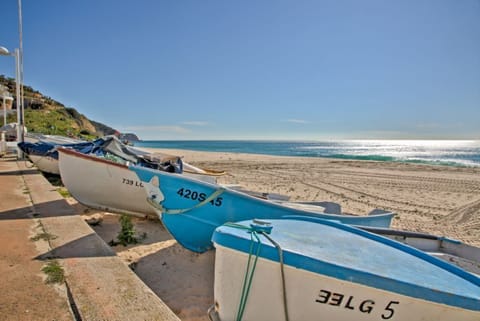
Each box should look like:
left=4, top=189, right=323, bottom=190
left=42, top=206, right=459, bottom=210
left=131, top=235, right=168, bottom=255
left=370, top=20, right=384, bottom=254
left=17, top=0, right=24, bottom=157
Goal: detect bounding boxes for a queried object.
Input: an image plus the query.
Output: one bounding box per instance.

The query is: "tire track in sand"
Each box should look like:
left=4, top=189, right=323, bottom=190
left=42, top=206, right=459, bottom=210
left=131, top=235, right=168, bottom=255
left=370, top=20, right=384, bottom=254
left=441, top=198, right=480, bottom=225
left=262, top=170, right=449, bottom=215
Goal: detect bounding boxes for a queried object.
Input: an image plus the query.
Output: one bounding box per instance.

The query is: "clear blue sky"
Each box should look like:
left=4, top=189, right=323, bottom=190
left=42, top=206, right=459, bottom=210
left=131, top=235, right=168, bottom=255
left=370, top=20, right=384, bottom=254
left=1, top=0, right=479, bottom=140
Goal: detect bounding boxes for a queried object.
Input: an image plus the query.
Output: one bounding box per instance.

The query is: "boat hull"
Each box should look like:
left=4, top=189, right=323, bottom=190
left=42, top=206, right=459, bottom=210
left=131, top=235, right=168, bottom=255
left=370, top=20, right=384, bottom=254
left=213, top=244, right=480, bottom=321
left=59, top=148, right=157, bottom=218
left=29, top=154, right=60, bottom=175
left=130, top=166, right=396, bottom=252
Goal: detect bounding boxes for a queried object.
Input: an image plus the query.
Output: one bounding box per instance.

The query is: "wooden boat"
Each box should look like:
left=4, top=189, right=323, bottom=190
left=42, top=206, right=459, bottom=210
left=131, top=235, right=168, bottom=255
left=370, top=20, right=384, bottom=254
left=129, top=166, right=396, bottom=253
left=57, top=146, right=225, bottom=218
left=209, top=218, right=480, bottom=321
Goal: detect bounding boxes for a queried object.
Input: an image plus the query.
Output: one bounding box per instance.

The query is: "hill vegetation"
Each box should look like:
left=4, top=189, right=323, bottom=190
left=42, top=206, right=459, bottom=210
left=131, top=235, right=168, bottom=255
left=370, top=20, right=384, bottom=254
left=0, top=75, right=138, bottom=141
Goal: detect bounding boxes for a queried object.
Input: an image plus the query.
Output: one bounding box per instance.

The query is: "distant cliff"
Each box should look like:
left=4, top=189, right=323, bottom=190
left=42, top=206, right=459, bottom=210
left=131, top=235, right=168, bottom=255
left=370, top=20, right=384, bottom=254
left=118, top=132, right=140, bottom=142
left=0, top=75, right=139, bottom=140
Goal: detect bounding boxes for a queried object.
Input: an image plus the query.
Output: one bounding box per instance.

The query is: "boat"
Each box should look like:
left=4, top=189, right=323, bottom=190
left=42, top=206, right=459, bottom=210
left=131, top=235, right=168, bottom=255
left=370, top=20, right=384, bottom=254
left=19, top=135, right=168, bottom=176
left=23, top=132, right=87, bottom=144
left=58, top=145, right=225, bottom=218
left=18, top=136, right=96, bottom=174
left=129, top=166, right=396, bottom=253
left=357, top=226, right=480, bottom=276
left=209, top=218, right=480, bottom=321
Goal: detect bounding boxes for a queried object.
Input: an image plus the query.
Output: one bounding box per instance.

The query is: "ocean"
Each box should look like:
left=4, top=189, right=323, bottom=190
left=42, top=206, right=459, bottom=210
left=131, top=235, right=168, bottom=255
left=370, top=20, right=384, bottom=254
left=134, top=140, right=480, bottom=167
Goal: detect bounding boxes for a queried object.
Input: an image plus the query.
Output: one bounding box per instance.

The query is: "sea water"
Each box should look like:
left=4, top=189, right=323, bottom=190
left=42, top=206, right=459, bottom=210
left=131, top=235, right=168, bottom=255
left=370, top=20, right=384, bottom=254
left=135, top=140, right=480, bottom=167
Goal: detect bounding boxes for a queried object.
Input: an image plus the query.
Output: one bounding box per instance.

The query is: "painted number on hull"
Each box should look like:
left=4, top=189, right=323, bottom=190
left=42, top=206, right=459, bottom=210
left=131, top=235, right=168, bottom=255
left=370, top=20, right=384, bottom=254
left=316, top=289, right=400, bottom=319
left=176, top=188, right=223, bottom=207
left=122, top=178, right=144, bottom=188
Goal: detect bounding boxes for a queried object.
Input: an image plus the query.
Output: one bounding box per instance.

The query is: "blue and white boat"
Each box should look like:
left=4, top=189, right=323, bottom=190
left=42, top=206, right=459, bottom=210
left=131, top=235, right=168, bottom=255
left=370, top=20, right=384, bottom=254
left=210, top=218, right=480, bottom=321
left=129, top=166, right=396, bottom=253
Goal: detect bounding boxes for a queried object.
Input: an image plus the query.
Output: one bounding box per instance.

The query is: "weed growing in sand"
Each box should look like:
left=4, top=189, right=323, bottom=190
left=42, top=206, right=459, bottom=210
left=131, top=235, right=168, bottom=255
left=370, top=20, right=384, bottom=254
left=57, top=187, right=71, bottom=198
left=118, top=214, right=137, bottom=245
left=31, top=232, right=58, bottom=242
left=109, top=214, right=146, bottom=246
left=42, top=260, right=65, bottom=284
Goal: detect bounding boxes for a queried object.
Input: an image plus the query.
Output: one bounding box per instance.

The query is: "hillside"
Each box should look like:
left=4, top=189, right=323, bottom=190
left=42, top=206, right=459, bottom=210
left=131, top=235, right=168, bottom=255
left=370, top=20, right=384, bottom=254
left=0, top=75, right=139, bottom=141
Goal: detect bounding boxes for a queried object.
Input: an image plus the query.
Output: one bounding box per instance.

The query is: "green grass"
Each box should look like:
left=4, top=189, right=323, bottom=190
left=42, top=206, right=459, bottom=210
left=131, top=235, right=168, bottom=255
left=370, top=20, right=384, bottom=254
left=7, top=108, right=98, bottom=140
left=57, top=187, right=71, bottom=198
left=1, top=74, right=117, bottom=140
left=42, top=260, right=65, bottom=284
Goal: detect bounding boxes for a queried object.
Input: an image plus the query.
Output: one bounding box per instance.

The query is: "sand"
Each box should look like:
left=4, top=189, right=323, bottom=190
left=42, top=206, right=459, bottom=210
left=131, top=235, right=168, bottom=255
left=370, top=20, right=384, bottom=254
left=72, top=149, right=480, bottom=321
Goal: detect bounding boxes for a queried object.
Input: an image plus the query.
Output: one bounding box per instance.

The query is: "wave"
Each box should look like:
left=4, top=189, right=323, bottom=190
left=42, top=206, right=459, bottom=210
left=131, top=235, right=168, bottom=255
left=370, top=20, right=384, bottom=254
left=136, top=140, right=480, bottom=168
left=324, top=154, right=480, bottom=167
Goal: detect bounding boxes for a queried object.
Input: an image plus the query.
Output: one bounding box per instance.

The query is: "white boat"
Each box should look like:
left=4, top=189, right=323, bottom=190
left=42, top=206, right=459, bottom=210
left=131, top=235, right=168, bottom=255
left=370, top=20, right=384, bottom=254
left=358, top=226, right=480, bottom=276
left=27, top=153, right=61, bottom=175
left=24, top=132, right=86, bottom=144
left=210, top=218, right=480, bottom=321
left=18, top=135, right=97, bottom=175
left=57, top=147, right=225, bottom=218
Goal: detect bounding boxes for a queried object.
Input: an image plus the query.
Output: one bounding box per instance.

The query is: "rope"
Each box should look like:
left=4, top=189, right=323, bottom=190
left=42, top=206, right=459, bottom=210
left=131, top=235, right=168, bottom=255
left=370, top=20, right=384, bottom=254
left=223, top=223, right=262, bottom=321
left=146, top=187, right=225, bottom=215
left=261, top=232, right=290, bottom=321
left=223, top=222, right=290, bottom=321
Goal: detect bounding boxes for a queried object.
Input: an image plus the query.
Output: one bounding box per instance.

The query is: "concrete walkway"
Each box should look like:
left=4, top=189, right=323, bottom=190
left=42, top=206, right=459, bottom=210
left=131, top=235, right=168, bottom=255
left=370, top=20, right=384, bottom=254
left=0, top=154, right=180, bottom=321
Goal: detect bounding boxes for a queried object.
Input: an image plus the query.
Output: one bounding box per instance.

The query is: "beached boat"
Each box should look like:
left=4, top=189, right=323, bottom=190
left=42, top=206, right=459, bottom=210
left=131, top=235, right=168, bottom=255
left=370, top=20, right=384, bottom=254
left=23, top=132, right=87, bottom=145
left=58, top=146, right=225, bottom=218
left=20, top=135, right=171, bottom=176
left=209, top=218, right=480, bottom=321
left=358, top=226, right=480, bottom=276
left=18, top=137, right=96, bottom=174
left=129, top=166, right=396, bottom=253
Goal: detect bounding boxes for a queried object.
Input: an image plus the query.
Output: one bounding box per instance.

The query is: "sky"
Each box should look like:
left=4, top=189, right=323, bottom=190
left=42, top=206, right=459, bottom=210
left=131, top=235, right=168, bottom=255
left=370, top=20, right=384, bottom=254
left=0, top=0, right=479, bottom=140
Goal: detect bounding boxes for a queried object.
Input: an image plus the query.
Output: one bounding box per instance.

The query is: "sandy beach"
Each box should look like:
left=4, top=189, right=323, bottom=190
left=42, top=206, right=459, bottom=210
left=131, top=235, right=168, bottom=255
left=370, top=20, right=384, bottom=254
left=73, top=149, right=480, bottom=321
